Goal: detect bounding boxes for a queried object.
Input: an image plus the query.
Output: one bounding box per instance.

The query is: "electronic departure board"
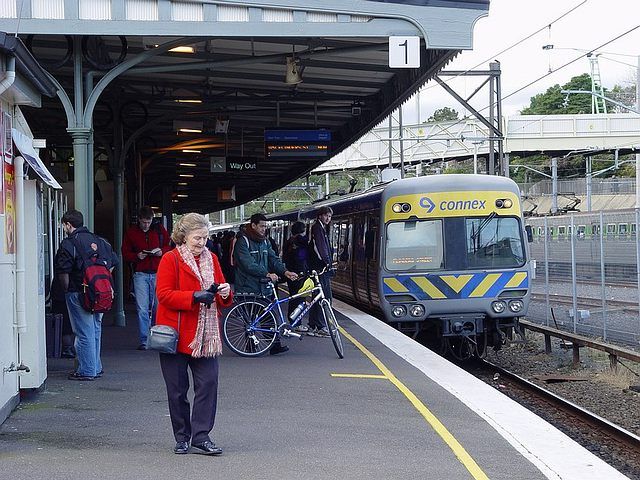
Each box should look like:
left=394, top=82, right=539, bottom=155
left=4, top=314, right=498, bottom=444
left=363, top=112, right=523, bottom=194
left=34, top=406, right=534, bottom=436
left=265, top=129, right=331, bottom=159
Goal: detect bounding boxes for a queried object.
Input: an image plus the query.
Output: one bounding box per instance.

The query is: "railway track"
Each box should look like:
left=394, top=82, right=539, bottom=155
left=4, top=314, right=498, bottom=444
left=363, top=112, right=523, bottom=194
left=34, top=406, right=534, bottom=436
left=531, top=293, right=638, bottom=312
left=469, top=360, right=640, bottom=478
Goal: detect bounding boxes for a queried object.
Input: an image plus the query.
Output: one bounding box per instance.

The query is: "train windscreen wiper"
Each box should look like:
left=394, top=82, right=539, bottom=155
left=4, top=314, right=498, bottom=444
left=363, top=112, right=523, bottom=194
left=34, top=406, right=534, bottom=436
left=471, top=212, right=497, bottom=245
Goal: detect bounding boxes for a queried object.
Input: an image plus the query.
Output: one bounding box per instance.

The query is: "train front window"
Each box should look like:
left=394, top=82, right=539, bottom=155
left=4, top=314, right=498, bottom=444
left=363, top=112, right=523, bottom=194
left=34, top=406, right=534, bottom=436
left=466, top=217, right=525, bottom=268
left=385, top=220, right=443, bottom=271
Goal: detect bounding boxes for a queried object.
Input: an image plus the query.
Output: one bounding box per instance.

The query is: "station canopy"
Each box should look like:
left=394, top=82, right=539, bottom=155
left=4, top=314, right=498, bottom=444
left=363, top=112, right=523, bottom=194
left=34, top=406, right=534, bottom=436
left=0, top=0, right=488, bottom=213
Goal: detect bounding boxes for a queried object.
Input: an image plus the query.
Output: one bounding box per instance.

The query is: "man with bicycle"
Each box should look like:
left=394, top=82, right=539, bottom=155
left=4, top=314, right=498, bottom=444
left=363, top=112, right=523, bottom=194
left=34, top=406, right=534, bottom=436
left=308, top=206, right=334, bottom=337
left=233, top=213, right=298, bottom=355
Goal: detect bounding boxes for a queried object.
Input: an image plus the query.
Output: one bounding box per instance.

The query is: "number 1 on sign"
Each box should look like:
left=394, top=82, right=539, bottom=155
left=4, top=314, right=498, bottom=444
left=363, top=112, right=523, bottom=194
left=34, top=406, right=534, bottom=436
left=388, top=36, right=420, bottom=69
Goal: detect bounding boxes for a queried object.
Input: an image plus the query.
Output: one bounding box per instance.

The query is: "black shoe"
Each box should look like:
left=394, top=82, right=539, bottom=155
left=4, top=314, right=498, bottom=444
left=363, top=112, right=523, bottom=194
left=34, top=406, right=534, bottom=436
left=173, top=441, right=189, bottom=454
left=191, top=440, right=222, bottom=455
left=95, top=370, right=104, bottom=378
left=68, top=372, right=94, bottom=381
left=61, top=347, right=75, bottom=358
left=269, top=345, right=289, bottom=356
left=137, top=344, right=147, bottom=350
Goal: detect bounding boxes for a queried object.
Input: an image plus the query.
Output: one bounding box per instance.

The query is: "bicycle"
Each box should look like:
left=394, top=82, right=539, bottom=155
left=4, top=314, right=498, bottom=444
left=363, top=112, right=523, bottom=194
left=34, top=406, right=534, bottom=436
left=222, top=268, right=344, bottom=359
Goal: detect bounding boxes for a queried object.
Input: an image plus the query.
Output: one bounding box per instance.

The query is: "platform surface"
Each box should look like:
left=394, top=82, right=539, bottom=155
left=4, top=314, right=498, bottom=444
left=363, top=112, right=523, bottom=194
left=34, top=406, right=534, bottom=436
left=0, top=301, right=628, bottom=480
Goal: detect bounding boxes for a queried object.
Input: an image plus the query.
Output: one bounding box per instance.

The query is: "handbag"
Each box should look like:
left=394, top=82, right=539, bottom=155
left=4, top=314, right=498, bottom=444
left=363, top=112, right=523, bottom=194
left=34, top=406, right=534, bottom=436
left=148, top=253, right=181, bottom=354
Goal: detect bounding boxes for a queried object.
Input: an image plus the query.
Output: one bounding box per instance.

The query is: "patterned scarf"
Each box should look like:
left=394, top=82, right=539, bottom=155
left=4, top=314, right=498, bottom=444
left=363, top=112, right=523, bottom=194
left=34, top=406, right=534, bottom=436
left=177, top=244, right=222, bottom=357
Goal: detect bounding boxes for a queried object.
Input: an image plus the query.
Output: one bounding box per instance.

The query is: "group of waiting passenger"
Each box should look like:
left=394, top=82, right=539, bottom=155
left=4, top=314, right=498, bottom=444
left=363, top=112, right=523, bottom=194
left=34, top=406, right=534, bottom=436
left=53, top=205, right=335, bottom=455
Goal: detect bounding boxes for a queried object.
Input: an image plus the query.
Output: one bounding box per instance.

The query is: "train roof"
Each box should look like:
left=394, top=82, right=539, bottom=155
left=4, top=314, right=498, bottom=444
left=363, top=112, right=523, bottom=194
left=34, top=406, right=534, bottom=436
left=382, top=174, right=521, bottom=198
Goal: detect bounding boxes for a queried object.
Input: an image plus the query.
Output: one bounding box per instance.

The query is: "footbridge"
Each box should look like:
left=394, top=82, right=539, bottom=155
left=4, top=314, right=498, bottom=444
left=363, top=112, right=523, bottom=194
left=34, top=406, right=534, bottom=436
left=315, top=113, right=640, bottom=173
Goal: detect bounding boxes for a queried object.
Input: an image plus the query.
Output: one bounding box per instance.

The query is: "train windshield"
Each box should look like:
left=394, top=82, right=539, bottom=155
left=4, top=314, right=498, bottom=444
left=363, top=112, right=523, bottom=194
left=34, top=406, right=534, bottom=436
left=466, top=217, right=525, bottom=268
left=385, top=220, right=443, bottom=271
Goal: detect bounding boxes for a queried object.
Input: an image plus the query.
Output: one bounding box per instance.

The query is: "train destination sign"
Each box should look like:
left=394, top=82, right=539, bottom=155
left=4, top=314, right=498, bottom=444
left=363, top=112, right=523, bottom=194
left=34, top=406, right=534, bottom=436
left=265, top=129, right=331, bottom=159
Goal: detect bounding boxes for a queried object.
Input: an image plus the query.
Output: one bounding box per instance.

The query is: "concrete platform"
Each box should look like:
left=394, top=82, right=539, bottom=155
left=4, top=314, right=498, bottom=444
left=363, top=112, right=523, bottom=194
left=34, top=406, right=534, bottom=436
left=0, top=301, right=629, bottom=480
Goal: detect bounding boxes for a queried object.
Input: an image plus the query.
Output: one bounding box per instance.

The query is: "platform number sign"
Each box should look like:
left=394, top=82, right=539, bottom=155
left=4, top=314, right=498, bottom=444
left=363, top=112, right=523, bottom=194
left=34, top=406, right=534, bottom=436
left=389, top=36, right=420, bottom=68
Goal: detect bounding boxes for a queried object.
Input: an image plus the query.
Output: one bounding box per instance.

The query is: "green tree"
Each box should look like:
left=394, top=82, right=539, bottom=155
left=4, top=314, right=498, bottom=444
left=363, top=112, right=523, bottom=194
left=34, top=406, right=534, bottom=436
left=428, top=107, right=459, bottom=122
left=521, top=73, right=594, bottom=114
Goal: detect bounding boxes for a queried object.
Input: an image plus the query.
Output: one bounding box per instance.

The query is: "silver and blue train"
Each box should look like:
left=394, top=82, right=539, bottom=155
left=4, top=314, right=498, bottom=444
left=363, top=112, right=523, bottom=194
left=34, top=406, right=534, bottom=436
left=213, top=174, right=533, bottom=358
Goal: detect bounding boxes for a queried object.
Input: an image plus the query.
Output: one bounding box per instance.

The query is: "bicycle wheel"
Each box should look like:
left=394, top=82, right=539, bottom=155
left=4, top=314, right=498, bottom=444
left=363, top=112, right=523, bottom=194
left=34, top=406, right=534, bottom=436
left=321, top=300, right=344, bottom=359
left=223, top=299, right=278, bottom=357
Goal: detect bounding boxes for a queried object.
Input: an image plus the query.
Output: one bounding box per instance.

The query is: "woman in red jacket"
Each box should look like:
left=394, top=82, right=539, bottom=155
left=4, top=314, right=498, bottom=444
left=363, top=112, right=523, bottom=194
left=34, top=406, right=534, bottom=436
left=155, top=213, right=233, bottom=455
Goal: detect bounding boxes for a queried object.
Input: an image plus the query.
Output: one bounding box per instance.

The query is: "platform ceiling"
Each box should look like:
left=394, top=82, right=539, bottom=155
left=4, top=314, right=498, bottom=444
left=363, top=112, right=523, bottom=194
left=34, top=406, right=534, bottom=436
left=1, top=1, right=488, bottom=213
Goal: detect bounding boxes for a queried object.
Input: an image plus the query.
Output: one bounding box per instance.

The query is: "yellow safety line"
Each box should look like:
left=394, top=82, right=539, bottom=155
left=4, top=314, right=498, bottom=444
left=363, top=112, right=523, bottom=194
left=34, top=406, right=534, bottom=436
left=331, top=373, right=388, bottom=379
left=339, top=328, right=490, bottom=480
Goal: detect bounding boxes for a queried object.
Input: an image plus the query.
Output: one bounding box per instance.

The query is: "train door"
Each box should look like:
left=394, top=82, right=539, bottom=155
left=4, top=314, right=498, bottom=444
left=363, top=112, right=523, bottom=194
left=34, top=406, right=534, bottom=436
left=352, top=214, right=368, bottom=306
left=365, top=213, right=380, bottom=308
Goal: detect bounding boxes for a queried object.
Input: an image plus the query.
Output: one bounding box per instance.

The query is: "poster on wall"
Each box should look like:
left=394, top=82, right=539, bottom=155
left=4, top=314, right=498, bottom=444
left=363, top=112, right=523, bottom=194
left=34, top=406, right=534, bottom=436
left=3, top=111, right=14, bottom=254
left=0, top=110, right=3, bottom=215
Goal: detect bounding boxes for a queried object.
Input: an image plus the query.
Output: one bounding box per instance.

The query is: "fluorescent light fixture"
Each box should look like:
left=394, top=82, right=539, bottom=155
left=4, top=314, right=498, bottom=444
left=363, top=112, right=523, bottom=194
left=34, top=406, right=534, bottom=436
left=179, top=174, right=194, bottom=178
left=177, top=194, right=189, bottom=198
left=178, top=182, right=188, bottom=186
left=169, top=46, right=195, bottom=54
left=175, top=99, right=202, bottom=104
left=173, top=120, right=203, bottom=134
left=172, top=199, right=179, bottom=203
left=182, top=149, right=201, bottom=153
left=178, top=163, right=197, bottom=167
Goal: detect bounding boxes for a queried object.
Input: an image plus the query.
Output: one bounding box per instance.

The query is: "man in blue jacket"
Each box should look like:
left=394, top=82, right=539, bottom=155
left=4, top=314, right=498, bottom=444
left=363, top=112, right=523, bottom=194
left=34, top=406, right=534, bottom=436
left=233, top=213, right=298, bottom=355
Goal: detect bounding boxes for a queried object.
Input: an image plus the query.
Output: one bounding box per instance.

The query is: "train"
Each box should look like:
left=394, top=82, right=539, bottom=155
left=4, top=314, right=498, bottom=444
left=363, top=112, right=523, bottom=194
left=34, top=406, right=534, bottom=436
left=212, top=174, right=533, bottom=358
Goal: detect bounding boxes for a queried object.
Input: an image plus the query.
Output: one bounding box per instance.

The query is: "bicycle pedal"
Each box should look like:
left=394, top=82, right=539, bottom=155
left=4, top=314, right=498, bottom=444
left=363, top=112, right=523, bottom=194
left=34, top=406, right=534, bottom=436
left=282, top=329, right=302, bottom=339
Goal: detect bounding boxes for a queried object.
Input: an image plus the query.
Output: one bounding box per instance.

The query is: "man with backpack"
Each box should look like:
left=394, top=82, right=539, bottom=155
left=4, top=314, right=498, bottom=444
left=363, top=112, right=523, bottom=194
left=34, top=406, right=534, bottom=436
left=55, top=210, right=119, bottom=381
left=122, top=206, right=170, bottom=350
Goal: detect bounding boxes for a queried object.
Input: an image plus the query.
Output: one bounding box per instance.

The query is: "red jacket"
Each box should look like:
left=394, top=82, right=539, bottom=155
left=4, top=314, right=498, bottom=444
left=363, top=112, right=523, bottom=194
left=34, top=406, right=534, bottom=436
left=122, top=223, right=171, bottom=273
left=155, top=249, right=232, bottom=355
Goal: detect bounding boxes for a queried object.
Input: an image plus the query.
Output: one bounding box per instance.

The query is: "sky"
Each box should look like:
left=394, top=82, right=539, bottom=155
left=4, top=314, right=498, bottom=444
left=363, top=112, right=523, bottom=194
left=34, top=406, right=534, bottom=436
left=405, top=0, right=640, bottom=123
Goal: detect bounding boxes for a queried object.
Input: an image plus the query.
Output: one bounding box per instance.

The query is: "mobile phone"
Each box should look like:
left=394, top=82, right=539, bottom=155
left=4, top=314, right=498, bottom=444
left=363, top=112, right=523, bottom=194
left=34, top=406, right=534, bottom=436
left=208, top=283, right=219, bottom=294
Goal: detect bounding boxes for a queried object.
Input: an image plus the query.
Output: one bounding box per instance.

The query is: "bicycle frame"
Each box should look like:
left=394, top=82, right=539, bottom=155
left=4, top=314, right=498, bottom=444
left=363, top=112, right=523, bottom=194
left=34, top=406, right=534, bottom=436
left=245, top=272, right=326, bottom=334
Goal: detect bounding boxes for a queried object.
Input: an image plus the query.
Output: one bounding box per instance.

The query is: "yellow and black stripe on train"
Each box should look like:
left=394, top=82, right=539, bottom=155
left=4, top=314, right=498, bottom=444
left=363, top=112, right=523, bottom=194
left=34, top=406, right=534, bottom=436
left=268, top=174, right=532, bottom=353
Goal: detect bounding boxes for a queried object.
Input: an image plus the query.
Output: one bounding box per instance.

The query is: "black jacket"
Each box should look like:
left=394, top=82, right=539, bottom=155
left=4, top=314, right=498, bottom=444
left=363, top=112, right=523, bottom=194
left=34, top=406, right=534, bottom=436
left=55, top=227, right=119, bottom=292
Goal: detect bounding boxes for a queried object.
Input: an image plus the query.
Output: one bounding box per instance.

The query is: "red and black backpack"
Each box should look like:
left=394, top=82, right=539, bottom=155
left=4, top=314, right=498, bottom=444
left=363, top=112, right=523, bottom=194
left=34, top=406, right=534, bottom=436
left=71, top=235, right=114, bottom=313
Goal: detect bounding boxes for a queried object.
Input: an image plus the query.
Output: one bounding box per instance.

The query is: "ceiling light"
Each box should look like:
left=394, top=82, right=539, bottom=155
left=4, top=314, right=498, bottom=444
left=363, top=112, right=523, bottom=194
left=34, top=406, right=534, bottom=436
left=182, top=149, right=201, bottom=153
left=175, top=99, right=202, bottom=104
left=169, top=46, right=195, bottom=54
left=178, top=182, right=188, bottom=186
left=172, top=199, right=179, bottom=203
left=179, top=174, right=194, bottom=178
left=177, top=194, right=189, bottom=198
left=173, top=120, right=203, bottom=133
left=178, top=163, right=197, bottom=167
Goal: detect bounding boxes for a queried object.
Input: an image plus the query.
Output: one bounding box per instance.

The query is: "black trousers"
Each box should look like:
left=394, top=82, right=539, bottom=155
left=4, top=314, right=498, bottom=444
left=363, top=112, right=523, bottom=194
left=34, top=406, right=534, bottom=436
left=159, top=352, right=219, bottom=444
left=309, top=273, right=332, bottom=329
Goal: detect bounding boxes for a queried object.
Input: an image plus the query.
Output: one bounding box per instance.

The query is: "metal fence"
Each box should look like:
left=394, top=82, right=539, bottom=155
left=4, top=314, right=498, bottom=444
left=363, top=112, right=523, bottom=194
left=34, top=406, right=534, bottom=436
left=520, top=178, right=636, bottom=196
left=527, top=209, right=640, bottom=350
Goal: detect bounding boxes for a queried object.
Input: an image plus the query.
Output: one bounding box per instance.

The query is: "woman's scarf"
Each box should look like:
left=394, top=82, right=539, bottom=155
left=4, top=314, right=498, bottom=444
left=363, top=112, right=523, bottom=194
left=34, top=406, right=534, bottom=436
left=176, top=244, right=222, bottom=357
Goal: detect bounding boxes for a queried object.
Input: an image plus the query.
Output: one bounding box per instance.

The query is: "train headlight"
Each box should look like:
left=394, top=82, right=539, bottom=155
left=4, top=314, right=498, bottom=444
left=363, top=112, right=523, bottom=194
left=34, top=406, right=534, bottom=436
left=391, top=305, right=407, bottom=318
left=508, top=300, right=524, bottom=313
left=491, top=301, right=507, bottom=313
left=392, top=202, right=411, bottom=213
left=409, top=304, right=425, bottom=317
left=495, top=198, right=513, bottom=209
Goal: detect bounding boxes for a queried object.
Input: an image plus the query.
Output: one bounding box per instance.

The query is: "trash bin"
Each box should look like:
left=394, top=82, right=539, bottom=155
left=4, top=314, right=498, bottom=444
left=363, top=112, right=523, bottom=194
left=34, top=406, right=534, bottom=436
left=45, top=313, right=62, bottom=358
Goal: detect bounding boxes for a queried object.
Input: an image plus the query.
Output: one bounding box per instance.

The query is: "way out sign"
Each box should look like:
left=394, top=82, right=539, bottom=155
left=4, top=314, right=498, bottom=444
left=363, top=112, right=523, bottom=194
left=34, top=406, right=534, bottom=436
left=388, top=36, right=420, bottom=68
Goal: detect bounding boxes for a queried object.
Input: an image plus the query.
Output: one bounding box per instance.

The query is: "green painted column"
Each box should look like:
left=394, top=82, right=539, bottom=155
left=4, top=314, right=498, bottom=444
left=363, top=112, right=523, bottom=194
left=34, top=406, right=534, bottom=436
left=67, top=127, right=91, bottom=222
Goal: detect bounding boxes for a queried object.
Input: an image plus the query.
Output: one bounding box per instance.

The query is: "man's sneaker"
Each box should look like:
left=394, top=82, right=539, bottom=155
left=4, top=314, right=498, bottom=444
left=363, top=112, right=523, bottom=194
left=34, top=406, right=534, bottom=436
left=293, top=325, right=309, bottom=333
left=68, top=372, right=94, bottom=381
left=312, top=327, right=330, bottom=337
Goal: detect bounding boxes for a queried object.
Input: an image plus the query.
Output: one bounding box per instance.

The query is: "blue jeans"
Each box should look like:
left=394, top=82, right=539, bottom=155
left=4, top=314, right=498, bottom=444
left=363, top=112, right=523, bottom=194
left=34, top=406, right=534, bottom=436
left=65, top=292, right=103, bottom=377
left=133, top=272, right=157, bottom=346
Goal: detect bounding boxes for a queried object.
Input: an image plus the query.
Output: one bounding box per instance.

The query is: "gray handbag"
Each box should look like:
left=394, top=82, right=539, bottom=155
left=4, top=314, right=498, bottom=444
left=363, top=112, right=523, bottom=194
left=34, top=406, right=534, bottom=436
left=148, top=253, right=181, bottom=354
left=148, top=323, right=179, bottom=354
